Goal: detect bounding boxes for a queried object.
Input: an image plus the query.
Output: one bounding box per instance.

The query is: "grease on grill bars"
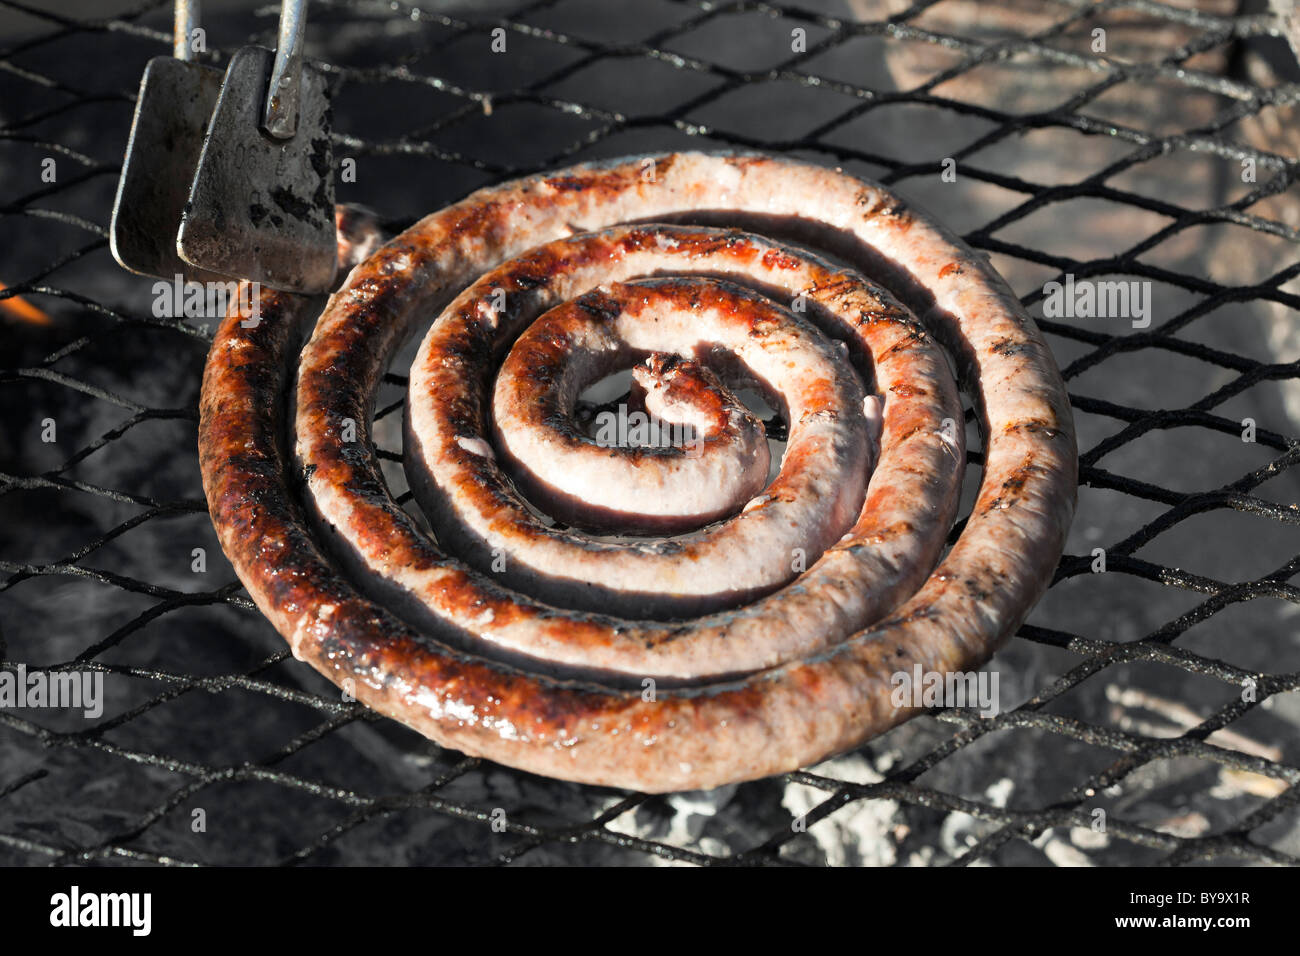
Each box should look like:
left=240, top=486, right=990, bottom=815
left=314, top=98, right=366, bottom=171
left=2, top=0, right=1299, bottom=865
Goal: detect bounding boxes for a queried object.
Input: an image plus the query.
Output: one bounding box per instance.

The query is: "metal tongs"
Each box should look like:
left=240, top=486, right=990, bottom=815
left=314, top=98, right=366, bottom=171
left=109, top=0, right=223, bottom=283
left=111, top=0, right=336, bottom=294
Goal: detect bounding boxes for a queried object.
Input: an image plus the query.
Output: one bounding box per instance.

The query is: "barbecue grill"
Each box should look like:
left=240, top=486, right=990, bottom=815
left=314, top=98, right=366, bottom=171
left=2, top=0, right=1298, bottom=866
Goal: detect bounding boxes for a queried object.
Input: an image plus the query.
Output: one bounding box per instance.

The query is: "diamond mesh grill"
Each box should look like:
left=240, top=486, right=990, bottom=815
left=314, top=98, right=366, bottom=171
left=1, top=0, right=1298, bottom=865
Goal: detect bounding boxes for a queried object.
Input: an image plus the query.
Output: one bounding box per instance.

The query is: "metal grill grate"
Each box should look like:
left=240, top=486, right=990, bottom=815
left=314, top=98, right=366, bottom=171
left=2, top=0, right=1299, bottom=866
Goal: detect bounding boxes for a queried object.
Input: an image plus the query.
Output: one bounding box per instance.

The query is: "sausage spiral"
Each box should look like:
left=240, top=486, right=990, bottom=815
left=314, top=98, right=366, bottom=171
left=199, top=153, right=1077, bottom=792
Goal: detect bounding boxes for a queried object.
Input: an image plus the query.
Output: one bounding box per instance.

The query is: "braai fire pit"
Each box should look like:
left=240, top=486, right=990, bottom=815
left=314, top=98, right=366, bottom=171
left=1, top=0, right=1298, bottom=866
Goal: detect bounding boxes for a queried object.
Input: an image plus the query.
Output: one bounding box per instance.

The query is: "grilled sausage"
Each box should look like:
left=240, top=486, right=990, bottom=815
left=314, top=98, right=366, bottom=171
left=199, top=153, right=1077, bottom=792
left=305, top=222, right=966, bottom=673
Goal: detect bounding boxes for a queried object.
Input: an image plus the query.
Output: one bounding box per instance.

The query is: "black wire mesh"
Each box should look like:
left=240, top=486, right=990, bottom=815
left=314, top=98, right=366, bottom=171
left=2, top=0, right=1299, bottom=866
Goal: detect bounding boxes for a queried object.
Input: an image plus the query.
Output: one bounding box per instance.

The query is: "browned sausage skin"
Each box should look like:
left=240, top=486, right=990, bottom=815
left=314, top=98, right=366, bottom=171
left=396, top=225, right=960, bottom=639
left=300, top=221, right=965, bottom=677
left=199, top=153, right=1077, bottom=792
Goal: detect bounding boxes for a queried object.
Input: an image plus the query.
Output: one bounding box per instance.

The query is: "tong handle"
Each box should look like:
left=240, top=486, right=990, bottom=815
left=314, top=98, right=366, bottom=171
left=264, top=0, right=308, bottom=139
left=174, top=0, right=200, bottom=62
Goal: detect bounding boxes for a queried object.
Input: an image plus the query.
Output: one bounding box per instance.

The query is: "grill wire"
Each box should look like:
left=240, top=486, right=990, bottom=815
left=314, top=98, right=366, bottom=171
left=2, top=0, right=1299, bottom=865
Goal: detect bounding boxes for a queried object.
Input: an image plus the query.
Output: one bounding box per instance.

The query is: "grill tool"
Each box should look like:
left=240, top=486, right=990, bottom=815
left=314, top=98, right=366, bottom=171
left=109, top=0, right=225, bottom=283
left=177, top=0, right=337, bottom=294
